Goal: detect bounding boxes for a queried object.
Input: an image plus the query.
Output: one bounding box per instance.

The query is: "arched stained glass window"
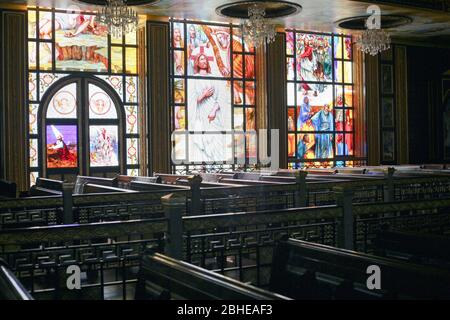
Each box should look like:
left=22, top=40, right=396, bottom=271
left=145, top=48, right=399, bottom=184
left=27, top=6, right=141, bottom=185
left=40, top=76, right=124, bottom=177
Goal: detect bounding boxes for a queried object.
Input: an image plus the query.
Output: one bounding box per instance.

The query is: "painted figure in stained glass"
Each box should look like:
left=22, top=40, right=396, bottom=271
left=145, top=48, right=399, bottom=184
left=90, top=126, right=119, bottom=166
left=174, top=80, right=185, bottom=103
left=188, top=69, right=231, bottom=161
left=311, top=104, right=333, bottom=158
left=188, top=25, right=255, bottom=105
left=173, top=24, right=184, bottom=48
left=297, top=120, right=315, bottom=159
left=48, top=13, right=109, bottom=71
left=173, top=24, right=184, bottom=74
left=335, top=110, right=346, bottom=155
left=47, top=125, right=77, bottom=168
left=345, top=110, right=353, bottom=154
left=175, top=107, right=186, bottom=130
left=297, top=96, right=313, bottom=129
left=297, top=34, right=332, bottom=94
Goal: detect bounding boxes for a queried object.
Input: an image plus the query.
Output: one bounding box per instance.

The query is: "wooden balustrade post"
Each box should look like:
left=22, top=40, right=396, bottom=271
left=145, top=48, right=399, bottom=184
left=334, top=186, right=354, bottom=250
left=294, top=170, right=308, bottom=207
left=187, top=174, right=202, bottom=215
left=162, top=193, right=185, bottom=260
left=62, top=182, right=74, bottom=224
left=384, top=167, right=396, bottom=202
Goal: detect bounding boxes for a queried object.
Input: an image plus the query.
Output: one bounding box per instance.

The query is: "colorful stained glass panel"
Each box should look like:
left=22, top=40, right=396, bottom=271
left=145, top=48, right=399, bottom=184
left=125, top=76, right=138, bottom=103
left=30, top=139, right=38, bottom=167
left=29, top=42, right=37, bottom=70
left=54, top=13, right=108, bottom=72
left=125, top=47, right=137, bottom=74
left=29, top=104, right=39, bottom=134
left=47, top=82, right=77, bottom=119
left=28, top=10, right=37, bottom=38
left=187, top=24, right=231, bottom=78
left=39, top=42, right=53, bottom=70
left=296, top=33, right=332, bottom=82
left=125, top=105, right=138, bottom=134
left=234, top=108, right=244, bottom=130
left=172, top=23, right=184, bottom=48
left=246, top=108, right=255, bottom=130
left=187, top=79, right=231, bottom=131
left=174, top=106, right=186, bottom=130
left=174, top=50, right=185, bottom=75
left=126, top=138, right=139, bottom=165
left=89, top=125, right=119, bottom=167
left=88, top=84, right=118, bottom=119
left=111, top=46, right=123, bottom=73
left=173, top=79, right=185, bottom=104
left=46, top=125, right=78, bottom=168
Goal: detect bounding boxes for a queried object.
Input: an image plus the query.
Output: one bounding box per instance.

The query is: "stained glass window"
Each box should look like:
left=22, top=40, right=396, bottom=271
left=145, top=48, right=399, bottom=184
left=27, top=7, right=141, bottom=184
left=286, top=31, right=354, bottom=168
left=170, top=20, right=256, bottom=174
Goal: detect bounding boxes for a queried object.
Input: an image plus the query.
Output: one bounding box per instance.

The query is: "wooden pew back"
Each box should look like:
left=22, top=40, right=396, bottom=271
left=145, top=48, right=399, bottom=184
left=374, top=230, right=450, bottom=266
left=135, top=251, right=289, bottom=300
left=270, top=238, right=450, bottom=299
left=0, top=218, right=167, bottom=300
left=0, top=179, right=17, bottom=199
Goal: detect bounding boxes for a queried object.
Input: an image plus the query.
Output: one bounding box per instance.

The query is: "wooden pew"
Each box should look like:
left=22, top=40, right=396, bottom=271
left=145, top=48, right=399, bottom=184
left=0, top=259, right=33, bottom=300
left=135, top=250, right=289, bottom=300
left=74, top=176, right=116, bottom=194
left=269, top=238, right=450, bottom=299
left=0, top=218, right=167, bottom=300
left=155, top=173, right=190, bottom=185
left=29, top=178, right=63, bottom=196
left=373, top=230, right=450, bottom=267
left=129, top=180, right=189, bottom=192
left=0, top=179, right=17, bottom=199
left=81, top=183, right=136, bottom=194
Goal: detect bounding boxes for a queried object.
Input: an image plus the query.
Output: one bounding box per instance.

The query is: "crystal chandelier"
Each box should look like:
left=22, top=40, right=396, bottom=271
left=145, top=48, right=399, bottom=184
left=97, top=0, right=138, bottom=38
left=242, top=3, right=277, bottom=48
left=355, top=28, right=391, bottom=56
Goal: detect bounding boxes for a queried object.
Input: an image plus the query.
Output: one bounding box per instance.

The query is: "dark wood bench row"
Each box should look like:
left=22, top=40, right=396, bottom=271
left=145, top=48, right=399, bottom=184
left=135, top=250, right=289, bottom=300
left=373, top=230, right=450, bottom=267
left=0, top=259, right=33, bottom=300
left=0, top=179, right=17, bottom=199
left=29, top=178, right=63, bottom=196
left=270, top=238, right=450, bottom=299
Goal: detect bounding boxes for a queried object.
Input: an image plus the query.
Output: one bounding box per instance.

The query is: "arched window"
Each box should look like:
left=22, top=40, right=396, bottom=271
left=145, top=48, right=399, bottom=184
left=27, top=7, right=141, bottom=184
left=39, top=76, right=125, bottom=178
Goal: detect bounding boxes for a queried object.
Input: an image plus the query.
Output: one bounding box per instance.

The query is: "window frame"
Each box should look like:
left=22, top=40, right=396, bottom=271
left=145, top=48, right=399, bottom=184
left=38, top=75, right=126, bottom=177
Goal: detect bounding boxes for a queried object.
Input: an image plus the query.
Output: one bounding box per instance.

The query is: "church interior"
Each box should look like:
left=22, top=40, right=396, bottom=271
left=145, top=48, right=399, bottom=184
left=0, top=0, right=450, bottom=302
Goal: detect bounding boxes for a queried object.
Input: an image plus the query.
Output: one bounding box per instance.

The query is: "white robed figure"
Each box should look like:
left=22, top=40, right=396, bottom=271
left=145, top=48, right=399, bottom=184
left=188, top=78, right=231, bottom=163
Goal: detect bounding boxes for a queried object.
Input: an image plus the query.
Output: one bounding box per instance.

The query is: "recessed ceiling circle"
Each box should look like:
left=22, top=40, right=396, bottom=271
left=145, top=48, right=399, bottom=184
left=216, top=1, right=302, bottom=19
left=76, top=0, right=159, bottom=5
left=336, top=14, right=412, bottom=30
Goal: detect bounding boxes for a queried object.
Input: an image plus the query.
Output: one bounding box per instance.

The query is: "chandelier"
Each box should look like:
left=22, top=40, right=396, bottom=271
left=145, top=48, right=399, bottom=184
left=97, top=0, right=138, bottom=38
left=242, top=3, right=277, bottom=48
left=355, top=28, right=391, bottom=56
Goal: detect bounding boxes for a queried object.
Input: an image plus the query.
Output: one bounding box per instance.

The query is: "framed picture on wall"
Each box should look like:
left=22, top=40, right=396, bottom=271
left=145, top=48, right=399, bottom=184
left=381, top=97, right=394, bottom=128
left=381, top=64, right=394, bottom=94
left=382, top=130, right=395, bottom=162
